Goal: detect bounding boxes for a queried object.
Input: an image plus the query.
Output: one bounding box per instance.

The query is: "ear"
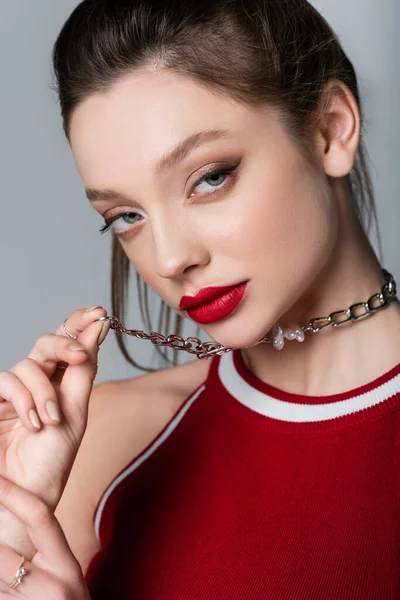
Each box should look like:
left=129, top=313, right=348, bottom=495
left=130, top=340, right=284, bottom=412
left=314, top=79, right=361, bottom=178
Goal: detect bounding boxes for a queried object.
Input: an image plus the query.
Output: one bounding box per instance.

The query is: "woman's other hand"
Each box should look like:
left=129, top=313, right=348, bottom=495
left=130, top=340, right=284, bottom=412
left=0, top=474, right=91, bottom=598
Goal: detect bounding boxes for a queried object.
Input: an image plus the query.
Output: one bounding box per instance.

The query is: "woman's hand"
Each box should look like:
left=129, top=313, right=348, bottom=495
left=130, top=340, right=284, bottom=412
left=0, top=306, right=110, bottom=522
left=0, top=474, right=91, bottom=598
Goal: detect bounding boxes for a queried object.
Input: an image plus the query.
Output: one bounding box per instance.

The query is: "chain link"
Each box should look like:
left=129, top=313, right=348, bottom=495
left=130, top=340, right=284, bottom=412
left=97, top=269, right=397, bottom=359
left=97, top=316, right=232, bottom=360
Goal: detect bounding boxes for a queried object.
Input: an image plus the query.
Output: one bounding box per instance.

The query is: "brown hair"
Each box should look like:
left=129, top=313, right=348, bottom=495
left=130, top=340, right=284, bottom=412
left=52, top=0, right=382, bottom=372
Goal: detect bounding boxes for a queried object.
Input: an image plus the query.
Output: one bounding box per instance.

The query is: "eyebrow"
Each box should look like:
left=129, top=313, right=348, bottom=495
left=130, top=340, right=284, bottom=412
left=85, top=128, right=232, bottom=203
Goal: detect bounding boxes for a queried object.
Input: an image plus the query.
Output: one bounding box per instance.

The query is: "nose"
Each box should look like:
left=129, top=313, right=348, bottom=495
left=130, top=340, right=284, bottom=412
left=151, top=214, right=209, bottom=280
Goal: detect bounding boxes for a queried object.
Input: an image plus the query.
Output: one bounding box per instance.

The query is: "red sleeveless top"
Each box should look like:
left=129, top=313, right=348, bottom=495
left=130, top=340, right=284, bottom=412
left=85, top=348, right=400, bottom=599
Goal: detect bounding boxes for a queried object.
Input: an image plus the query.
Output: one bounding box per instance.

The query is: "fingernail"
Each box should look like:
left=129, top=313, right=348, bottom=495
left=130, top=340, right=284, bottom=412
left=97, top=320, right=111, bottom=346
left=69, top=342, right=85, bottom=352
left=85, top=305, right=102, bottom=313
left=29, top=409, right=41, bottom=430
left=46, top=400, right=61, bottom=422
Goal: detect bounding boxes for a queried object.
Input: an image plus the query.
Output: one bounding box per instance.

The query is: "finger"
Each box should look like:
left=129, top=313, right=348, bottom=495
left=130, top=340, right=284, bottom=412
left=0, top=476, right=80, bottom=581
left=10, top=334, right=93, bottom=428
left=52, top=310, right=111, bottom=424
left=0, top=370, right=43, bottom=434
left=27, top=308, right=111, bottom=428
left=54, top=305, right=102, bottom=336
left=26, top=332, right=90, bottom=381
left=8, top=337, right=90, bottom=429
left=0, top=544, right=74, bottom=599
left=55, top=306, right=108, bottom=349
left=31, top=308, right=110, bottom=379
left=0, top=544, right=31, bottom=595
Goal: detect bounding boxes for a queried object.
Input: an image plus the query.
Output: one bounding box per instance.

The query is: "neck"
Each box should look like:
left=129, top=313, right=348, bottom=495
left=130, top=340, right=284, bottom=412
left=241, top=184, right=400, bottom=396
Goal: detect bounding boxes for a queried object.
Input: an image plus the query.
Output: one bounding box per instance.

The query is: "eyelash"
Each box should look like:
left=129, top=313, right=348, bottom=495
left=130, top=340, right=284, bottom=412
left=98, top=162, right=240, bottom=237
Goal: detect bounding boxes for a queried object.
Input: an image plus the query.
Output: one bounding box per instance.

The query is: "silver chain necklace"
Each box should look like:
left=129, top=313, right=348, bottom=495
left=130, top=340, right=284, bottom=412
left=96, top=269, right=397, bottom=360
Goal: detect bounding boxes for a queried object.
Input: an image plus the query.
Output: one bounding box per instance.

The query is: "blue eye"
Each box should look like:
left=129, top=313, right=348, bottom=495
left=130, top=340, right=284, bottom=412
left=98, top=161, right=240, bottom=237
left=194, top=170, right=228, bottom=192
left=191, top=163, right=239, bottom=196
left=98, top=212, right=142, bottom=235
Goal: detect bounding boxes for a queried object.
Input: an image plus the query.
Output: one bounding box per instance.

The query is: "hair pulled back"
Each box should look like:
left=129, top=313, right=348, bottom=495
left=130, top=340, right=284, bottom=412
left=52, top=0, right=380, bottom=371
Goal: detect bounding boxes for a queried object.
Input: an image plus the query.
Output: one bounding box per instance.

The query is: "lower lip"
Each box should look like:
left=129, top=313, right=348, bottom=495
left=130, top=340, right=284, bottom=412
left=186, top=282, right=248, bottom=325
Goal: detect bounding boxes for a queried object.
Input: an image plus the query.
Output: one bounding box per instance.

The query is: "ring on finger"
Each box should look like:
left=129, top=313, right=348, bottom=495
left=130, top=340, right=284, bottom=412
left=62, top=318, right=78, bottom=341
left=9, top=554, right=28, bottom=589
left=57, top=318, right=77, bottom=371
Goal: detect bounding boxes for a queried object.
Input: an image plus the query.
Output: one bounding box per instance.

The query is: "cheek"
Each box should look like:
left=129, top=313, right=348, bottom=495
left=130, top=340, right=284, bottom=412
left=208, top=188, right=304, bottom=263
left=229, top=171, right=336, bottom=276
left=119, top=236, right=155, bottom=284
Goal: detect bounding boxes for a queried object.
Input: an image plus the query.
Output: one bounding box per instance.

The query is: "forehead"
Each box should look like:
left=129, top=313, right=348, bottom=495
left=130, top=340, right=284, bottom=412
left=69, top=69, right=279, bottom=183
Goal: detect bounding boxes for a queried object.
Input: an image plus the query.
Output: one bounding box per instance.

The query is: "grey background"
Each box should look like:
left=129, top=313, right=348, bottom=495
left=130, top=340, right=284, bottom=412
left=1, top=1, right=399, bottom=383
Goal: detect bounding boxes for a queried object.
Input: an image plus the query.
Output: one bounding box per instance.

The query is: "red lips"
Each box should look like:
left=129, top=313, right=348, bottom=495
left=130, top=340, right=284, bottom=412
left=182, top=282, right=249, bottom=325
left=179, top=283, right=246, bottom=310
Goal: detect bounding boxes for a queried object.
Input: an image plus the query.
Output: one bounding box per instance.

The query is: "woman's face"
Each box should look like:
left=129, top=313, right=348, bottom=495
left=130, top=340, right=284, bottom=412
left=69, top=69, right=338, bottom=350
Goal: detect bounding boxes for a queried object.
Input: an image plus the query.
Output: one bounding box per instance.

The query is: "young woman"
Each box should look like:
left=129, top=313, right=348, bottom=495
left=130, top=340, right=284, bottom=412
left=0, top=0, right=399, bottom=598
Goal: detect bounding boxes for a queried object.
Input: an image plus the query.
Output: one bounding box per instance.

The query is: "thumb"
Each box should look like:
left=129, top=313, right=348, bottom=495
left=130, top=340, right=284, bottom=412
left=56, top=317, right=111, bottom=427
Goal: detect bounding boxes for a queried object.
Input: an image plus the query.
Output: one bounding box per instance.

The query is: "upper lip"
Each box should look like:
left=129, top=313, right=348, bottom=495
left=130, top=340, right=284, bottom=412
left=179, top=281, right=247, bottom=310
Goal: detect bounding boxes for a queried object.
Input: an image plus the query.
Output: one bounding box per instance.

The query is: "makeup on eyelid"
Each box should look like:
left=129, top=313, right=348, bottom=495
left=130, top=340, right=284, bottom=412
left=98, top=159, right=242, bottom=237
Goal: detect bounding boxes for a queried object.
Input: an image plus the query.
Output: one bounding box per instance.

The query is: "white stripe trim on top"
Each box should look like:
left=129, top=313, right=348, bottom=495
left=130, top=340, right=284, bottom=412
left=94, top=384, right=205, bottom=540
left=218, top=351, right=400, bottom=423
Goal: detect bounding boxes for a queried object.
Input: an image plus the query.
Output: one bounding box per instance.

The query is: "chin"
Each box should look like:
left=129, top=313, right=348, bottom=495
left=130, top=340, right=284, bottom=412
left=202, top=320, right=273, bottom=351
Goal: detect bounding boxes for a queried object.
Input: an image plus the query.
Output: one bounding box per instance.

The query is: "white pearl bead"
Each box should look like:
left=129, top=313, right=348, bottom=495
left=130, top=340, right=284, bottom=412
left=283, top=328, right=297, bottom=341
left=272, top=324, right=283, bottom=339
left=273, top=337, right=285, bottom=351
left=272, top=323, right=304, bottom=350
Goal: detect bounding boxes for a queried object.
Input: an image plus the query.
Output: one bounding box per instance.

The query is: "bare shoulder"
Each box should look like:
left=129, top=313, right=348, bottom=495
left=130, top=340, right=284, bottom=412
left=117, top=353, right=211, bottom=410
left=55, top=356, right=211, bottom=575
left=89, top=355, right=211, bottom=509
